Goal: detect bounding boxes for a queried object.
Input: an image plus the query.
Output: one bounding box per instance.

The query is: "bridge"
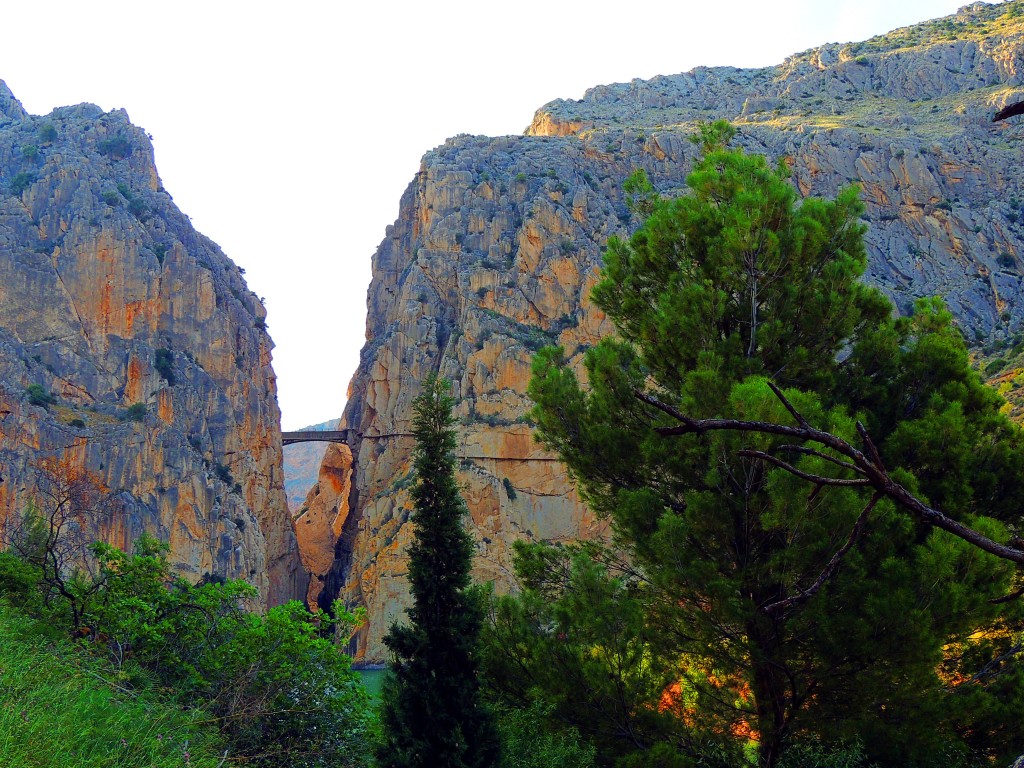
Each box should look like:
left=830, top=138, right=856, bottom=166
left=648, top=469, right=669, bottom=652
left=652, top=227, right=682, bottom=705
left=281, top=430, right=352, bottom=446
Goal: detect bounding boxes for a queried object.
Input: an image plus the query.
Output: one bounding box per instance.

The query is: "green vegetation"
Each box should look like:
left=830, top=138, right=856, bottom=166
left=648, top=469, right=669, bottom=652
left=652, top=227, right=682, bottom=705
left=377, top=376, right=500, bottom=768
left=9, top=171, right=35, bottom=195
left=97, top=135, right=132, bottom=158
left=213, top=461, right=234, bottom=485
left=21, top=144, right=39, bottom=161
left=502, top=477, right=517, bottom=501
left=122, top=402, right=146, bottom=422
left=152, top=243, right=169, bottom=265
left=25, top=383, right=55, bottom=409
left=101, top=190, right=120, bottom=207
left=38, top=122, right=58, bottom=143
left=485, top=122, right=1024, bottom=767
left=154, top=347, right=175, bottom=385
left=0, top=457, right=373, bottom=767
left=0, top=606, right=226, bottom=768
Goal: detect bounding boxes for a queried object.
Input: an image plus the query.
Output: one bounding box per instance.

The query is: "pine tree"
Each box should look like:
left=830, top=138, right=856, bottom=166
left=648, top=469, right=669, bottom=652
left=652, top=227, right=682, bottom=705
left=520, top=122, right=1024, bottom=766
left=377, top=376, right=500, bottom=768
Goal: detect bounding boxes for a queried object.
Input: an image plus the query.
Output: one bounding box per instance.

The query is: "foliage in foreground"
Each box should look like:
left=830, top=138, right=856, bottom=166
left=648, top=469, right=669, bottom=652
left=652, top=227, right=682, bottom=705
left=0, top=477, right=374, bottom=768
left=485, top=122, right=1024, bottom=767
left=0, top=604, right=225, bottom=768
left=376, top=376, right=500, bottom=768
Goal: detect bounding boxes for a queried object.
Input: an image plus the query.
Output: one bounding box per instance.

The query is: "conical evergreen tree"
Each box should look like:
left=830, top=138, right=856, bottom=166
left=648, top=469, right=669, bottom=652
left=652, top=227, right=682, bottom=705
left=376, top=376, right=500, bottom=768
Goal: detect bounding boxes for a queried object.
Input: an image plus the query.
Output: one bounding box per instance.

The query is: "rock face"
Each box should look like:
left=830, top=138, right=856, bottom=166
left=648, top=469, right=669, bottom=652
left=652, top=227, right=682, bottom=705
left=283, top=419, right=339, bottom=513
left=305, top=2, right=1024, bottom=662
left=0, top=82, right=306, bottom=606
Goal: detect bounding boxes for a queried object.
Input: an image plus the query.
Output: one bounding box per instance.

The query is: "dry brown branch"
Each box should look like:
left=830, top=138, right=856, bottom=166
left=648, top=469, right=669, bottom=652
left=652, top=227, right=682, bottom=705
left=762, top=493, right=882, bottom=616
left=635, top=385, right=1024, bottom=566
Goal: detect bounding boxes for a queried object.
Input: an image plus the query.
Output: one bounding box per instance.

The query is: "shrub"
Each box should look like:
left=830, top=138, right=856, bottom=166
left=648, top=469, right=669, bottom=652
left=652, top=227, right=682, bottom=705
left=100, top=190, right=120, bottom=207
left=38, top=123, right=57, bottom=143
left=496, top=702, right=595, bottom=768
left=502, top=477, right=518, bottom=501
left=214, top=462, right=234, bottom=485
left=20, top=144, right=38, bottom=161
left=123, top=402, right=147, bottom=422
left=9, top=172, right=35, bottom=195
left=0, top=606, right=227, bottom=768
left=154, top=347, right=175, bottom=385
left=998, top=252, right=1016, bottom=269
left=24, top=384, right=54, bottom=409
left=97, top=135, right=131, bottom=158
left=68, top=418, right=86, bottom=429
left=127, top=195, right=148, bottom=219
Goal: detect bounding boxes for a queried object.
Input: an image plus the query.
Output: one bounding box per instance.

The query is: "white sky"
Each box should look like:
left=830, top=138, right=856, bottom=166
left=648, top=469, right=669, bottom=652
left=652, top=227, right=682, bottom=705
left=0, top=0, right=973, bottom=429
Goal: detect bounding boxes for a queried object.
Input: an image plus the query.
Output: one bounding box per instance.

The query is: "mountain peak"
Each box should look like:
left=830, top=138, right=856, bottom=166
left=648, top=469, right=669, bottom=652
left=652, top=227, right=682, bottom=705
left=0, top=80, right=28, bottom=121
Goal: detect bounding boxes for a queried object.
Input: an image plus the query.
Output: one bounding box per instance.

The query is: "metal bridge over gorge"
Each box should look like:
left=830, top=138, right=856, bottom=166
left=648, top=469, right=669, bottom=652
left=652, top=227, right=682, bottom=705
left=281, top=430, right=352, bottom=446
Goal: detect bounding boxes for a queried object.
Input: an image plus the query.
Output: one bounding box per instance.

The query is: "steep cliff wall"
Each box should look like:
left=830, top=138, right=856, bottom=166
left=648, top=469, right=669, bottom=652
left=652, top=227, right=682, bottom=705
left=305, top=1, right=1024, bottom=662
left=0, top=82, right=306, bottom=605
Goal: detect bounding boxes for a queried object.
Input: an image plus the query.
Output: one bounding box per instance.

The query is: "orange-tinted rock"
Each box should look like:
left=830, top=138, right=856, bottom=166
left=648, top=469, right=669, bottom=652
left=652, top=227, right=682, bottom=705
left=308, top=3, right=1024, bottom=662
left=0, top=85, right=305, bottom=606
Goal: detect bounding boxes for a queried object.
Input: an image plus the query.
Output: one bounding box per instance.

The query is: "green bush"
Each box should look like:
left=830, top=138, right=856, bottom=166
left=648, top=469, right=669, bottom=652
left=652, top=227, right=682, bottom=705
left=154, top=347, right=175, bottom=385
left=497, top=702, right=595, bottom=768
left=9, top=171, right=35, bottom=195
left=21, top=144, right=39, bottom=161
left=100, top=190, right=120, bottom=207
left=0, top=605, right=227, bottom=768
left=0, top=530, right=374, bottom=768
left=38, top=123, right=57, bottom=143
left=127, top=196, right=148, bottom=218
left=502, top=477, right=518, bottom=501
left=25, top=383, right=54, bottom=409
left=97, top=135, right=131, bottom=158
left=985, top=358, right=1007, bottom=375
left=123, top=402, right=147, bottom=422
left=68, top=418, right=86, bottom=429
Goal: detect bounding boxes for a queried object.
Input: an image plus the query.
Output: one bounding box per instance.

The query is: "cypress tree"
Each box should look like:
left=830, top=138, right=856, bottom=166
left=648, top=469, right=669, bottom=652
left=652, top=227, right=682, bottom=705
left=377, top=376, right=500, bottom=768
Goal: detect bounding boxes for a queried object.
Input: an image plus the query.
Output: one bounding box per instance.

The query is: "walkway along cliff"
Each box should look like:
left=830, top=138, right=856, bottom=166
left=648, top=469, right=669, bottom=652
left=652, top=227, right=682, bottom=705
left=299, top=2, right=1024, bottom=662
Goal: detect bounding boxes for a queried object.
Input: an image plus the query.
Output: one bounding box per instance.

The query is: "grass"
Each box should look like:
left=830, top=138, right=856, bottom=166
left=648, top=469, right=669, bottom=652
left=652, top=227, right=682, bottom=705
left=0, top=605, right=226, bottom=767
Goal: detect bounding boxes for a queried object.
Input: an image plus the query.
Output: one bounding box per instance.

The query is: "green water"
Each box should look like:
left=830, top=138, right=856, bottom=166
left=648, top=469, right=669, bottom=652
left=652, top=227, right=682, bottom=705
left=358, top=668, right=387, bottom=699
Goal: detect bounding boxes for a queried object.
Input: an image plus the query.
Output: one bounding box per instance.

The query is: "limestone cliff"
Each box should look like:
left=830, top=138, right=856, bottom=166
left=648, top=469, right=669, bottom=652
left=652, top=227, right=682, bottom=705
left=305, top=1, right=1024, bottom=662
left=0, top=82, right=306, bottom=606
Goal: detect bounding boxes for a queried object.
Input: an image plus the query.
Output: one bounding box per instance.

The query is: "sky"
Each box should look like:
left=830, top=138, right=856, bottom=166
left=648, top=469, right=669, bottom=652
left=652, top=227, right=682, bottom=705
left=0, top=0, right=973, bottom=429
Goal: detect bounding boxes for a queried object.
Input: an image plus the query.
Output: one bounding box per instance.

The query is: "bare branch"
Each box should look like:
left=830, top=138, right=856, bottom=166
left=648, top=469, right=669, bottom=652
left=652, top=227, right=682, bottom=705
left=776, top=445, right=866, bottom=475
left=990, top=583, right=1024, bottom=605
left=633, top=383, right=1024, bottom=565
left=856, top=422, right=885, bottom=469
left=736, top=450, right=871, bottom=487
left=762, top=493, right=881, bottom=616
left=766, top=380, right=810, bottom=428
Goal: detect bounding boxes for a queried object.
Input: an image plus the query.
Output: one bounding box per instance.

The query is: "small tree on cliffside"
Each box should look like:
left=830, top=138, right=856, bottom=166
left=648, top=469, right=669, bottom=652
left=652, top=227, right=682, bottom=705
left=376, top=376, right=500, bottom=768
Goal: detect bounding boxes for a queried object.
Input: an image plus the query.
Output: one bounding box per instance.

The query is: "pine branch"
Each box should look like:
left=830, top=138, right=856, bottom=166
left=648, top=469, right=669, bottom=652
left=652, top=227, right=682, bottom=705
left=635, top=382, right=1024, bottom=565
left=762, top=493, right=881, bottom=616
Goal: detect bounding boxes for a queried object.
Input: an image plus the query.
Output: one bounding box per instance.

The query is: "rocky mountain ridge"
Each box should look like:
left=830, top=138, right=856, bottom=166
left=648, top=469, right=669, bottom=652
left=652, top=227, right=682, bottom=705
left=0, top=82, right=305, bottom=605
left=303, top=1, right=1024, bottom=662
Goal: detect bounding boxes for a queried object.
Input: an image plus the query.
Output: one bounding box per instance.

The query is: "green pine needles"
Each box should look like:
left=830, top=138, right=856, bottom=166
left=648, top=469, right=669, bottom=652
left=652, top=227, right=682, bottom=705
left=377, top=376, right=500, bottom=768
left=503, top=121, right=1024, bottom=767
